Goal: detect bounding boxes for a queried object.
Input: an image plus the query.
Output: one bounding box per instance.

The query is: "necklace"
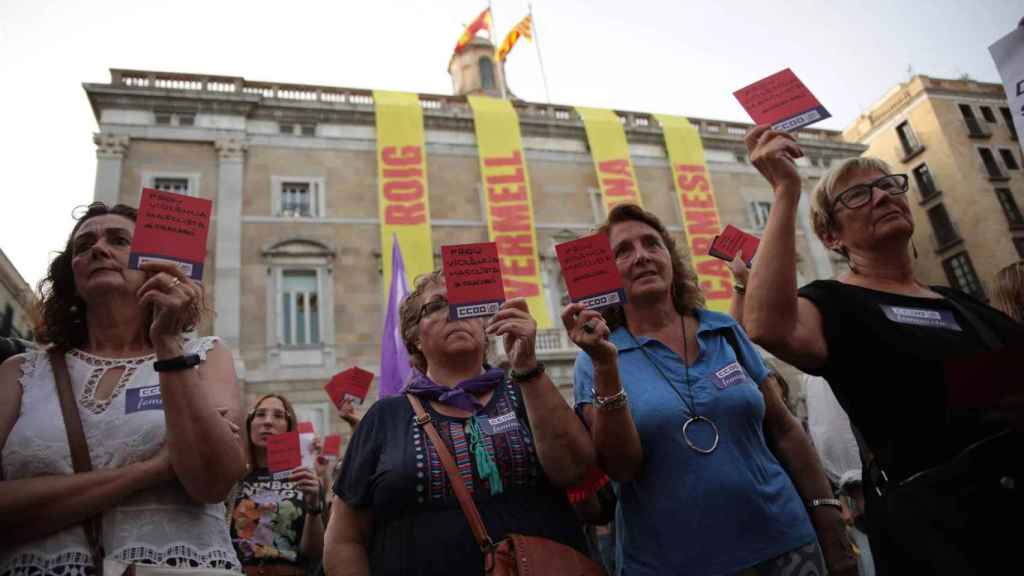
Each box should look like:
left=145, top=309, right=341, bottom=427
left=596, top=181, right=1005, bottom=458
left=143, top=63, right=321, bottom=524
left=631, top=315, right=720, bottom=454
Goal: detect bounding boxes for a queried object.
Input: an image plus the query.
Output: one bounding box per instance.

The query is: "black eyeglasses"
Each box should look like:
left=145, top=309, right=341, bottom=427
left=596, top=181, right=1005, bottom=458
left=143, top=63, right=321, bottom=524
left=831, top=174, right=909, bottom=211
left=417, top=296, right=449, bottom=322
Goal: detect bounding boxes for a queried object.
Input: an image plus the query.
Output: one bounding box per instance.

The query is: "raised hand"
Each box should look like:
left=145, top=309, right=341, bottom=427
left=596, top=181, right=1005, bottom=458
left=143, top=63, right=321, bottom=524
left=745, top=125, right=804, bottom=201
left=485, top=298, right=537, bottom=373
left=137, top=260, right=202, bottom=346
left=560, top=303, right=616, bottom=367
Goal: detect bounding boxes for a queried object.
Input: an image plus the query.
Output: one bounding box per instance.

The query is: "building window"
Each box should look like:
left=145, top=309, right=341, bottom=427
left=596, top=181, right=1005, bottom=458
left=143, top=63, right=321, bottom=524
left=896, top=121, right=921, bottom=156
left=995, top=188, right=1024, bottom=227
left=273, top=177, right=325, bottom=218
left=153, top=177, right=190, bottom=195
left=155, top=112, right=172, bottom=125
left=300, top=124, right=316, bottom=136
left=734, top=151, right=747, bottom=164
left=178, top=114, right=195, bottom=127
left=912, top=163, right=939, bottom=200
left=154, top=111, right=194, bottom=127
left=1001, top=107, right=1018, bottom=140
left=479, top=57, right=495, bottom=91
left=960, top=104, right=987, bottom=138
left=280, top=270, right=321, bottom=346
left=980, top=105, right=997, bottom=123
left=927, top=203, right=959, bottom=247
left=143, top=172, right=200, bottom=198
left=999, top=148, right=1020, bottom=171
left=978, top=147, right=1007, bottom=180
left=942, top=252, right=985, bottom=300
left=749, top=201, right=772, bottom=230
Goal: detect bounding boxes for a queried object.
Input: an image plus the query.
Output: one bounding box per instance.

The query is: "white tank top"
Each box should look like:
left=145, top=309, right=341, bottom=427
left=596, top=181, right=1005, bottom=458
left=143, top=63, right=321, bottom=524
left=1, top=337, right=241, bottom=575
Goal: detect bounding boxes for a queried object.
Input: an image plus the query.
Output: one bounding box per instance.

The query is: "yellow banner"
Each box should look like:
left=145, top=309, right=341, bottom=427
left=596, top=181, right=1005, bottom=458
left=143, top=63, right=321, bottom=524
left=576, top=107, right=644, bottom=211
left=374, top=91, right=434, bottom=294
left=468, top=95, right=552, bottom=329
left=655, top=114, right=732, bottom=313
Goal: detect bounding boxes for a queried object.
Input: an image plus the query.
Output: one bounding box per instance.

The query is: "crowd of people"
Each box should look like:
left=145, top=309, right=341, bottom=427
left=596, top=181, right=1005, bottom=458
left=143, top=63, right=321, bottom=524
left=0, top=125, right=1021, bottom=576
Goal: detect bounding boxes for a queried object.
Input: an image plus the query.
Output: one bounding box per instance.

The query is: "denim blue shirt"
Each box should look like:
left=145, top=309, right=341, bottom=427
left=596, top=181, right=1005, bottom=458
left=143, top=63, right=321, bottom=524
left=574, top=309, right=815, bottom=576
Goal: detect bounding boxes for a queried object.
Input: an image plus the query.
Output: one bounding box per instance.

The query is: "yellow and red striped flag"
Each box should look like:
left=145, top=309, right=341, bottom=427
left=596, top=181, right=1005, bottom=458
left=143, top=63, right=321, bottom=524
left=496, top=15, right=533, bottom=62
left=454, top=8, right=493, bottom=54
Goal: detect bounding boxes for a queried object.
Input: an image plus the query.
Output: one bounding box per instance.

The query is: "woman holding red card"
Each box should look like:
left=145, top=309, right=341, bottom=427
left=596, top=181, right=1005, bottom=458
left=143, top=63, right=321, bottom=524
left=229, top=393, right=325, bottom=576
left=0, top=202, right=245, bottom=574
left=564, top=203, right=855, bottom=576
left=742, top=126, right=1024, bottom=574
left=323, top=270, right=595, bottom=576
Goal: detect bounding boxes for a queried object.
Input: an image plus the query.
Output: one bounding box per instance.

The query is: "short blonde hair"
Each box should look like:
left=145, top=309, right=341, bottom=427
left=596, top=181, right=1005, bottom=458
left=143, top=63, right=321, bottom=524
left=992, top=261, right=1024, bottom=323
left=810, top=157, right=894, bottom=243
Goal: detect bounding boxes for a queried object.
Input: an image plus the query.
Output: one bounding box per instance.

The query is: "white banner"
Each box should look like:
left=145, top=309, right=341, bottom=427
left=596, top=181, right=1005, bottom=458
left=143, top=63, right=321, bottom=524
left=990, top=26, right=1024, bottom=153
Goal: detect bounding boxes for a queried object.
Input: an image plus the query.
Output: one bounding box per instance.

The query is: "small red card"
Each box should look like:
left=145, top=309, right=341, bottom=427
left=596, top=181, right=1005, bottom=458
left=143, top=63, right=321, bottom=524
left=555, top=233, right=625, bottom=310
left=266, top=431, right=301, bottom=472
left=733, top=68, right=831, bottom=132
left=322, top=434, right=342, bottom=458
left=708, top=225, right=760, bottom=265
left=442, top=242, right=505, bottom=320
left=129, top=188, right=213, bottom=280
left=325, top=367, right=374, bottom=407
left=297, top=421, right=315, bottom=434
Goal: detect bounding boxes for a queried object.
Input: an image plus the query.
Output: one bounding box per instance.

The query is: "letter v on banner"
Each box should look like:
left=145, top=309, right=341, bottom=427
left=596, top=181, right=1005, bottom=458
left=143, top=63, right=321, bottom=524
left=467, top=95, right=552, bottom=329
left=655, top=114, right=733, bottom=313
left=373, top=91, right=434, bottom=295
left=576, top=107, right=643, bottom=212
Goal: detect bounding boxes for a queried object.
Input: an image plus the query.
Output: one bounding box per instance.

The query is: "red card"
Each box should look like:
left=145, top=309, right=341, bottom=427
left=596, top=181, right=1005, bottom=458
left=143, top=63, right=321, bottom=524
left=442, top=242, right=505, bottom=320
left=946, top=342, right=1023, bottom=410
left=266, top=431, right=301, bottom=472
left=129, top=188, right=213, bottom=280
left=555, top=233, right=625, bottom=310
left=733, top=68, right=831, bottom=132
left=708, top=225, right=760, bottom=265
left=325, top=367, right=374, bottom=407
left=297, top=421, right=315, bottom=434
left=322, top=434, right=342, bottom=457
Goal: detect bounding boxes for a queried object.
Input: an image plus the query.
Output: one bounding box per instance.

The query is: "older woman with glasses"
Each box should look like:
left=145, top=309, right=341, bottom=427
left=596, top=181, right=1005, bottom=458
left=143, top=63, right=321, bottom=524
left=742, top=126, right=1024, bottom=575
left=322, top=271, right=594, bottom=576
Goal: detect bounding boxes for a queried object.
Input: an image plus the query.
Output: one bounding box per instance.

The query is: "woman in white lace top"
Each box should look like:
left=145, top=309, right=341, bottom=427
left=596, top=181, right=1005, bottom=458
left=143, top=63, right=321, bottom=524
left=0, top=202, right=247, bottom=575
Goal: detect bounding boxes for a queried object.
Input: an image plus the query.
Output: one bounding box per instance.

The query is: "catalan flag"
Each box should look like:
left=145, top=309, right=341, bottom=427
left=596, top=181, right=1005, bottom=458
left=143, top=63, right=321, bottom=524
left=454, top=8, right=493, bottom=54
left=496, top=15, right=533, bottom=62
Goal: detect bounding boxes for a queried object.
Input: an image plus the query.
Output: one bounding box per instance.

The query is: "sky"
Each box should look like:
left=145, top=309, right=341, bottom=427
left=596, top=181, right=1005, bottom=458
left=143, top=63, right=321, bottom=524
left=0, top=0, right=1020, bottom=291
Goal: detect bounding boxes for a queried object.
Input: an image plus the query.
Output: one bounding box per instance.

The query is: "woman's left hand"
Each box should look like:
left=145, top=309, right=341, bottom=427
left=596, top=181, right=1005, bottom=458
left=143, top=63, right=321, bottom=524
left=486, top=298, right=537, bottom=373
left=288, top=467, right=322, bottom=507
left=137, top=261, right=201, bottom=347
left=816, top=511, right=858, bottom=576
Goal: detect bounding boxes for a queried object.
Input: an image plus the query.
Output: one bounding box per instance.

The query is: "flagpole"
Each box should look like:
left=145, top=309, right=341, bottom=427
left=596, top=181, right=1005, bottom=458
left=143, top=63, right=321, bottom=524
left=529, top=3, right=551, bottom=103
left=489, top=0, right=509, bottom=99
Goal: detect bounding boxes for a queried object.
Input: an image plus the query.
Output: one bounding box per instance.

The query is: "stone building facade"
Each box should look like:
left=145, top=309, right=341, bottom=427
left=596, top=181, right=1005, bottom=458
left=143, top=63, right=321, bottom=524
left=844, top=75, right=1023, bottom=300
left=84, top=50, right=865, bottom=437
left=0, top=249, right=35, bottom=341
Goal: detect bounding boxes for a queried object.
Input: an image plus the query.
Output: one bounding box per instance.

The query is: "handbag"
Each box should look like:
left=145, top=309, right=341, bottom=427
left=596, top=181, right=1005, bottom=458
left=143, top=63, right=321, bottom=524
left=405, top=394, right=607, bottom=576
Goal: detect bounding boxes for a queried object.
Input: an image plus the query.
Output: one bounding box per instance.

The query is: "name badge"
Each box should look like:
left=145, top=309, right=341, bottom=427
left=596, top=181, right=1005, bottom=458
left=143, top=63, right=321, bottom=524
left=125, top=384, right=163, bottom=413
left=710, top=362, right=747, bottom=390
left=880, top=305, right=962, bottom=331
left=477, top=411, right=519, bottom=435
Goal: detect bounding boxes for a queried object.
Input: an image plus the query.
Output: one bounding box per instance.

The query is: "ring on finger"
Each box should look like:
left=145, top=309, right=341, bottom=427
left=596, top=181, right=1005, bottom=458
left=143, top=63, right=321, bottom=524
left=583, top=320, right=596, bottom=334
left=169, top=277, right=182, bottom=290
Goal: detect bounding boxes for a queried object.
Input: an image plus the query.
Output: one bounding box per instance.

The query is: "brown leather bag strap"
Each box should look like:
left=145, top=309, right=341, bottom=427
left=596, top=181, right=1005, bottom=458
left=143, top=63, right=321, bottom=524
left=405, top=394, right=495, bottom=551
left=50, top=350, right=105, bottom=575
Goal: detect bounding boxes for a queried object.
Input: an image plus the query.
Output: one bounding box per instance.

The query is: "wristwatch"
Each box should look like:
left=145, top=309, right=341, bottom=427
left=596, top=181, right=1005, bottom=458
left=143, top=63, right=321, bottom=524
left=510, top=362, right=545, bottom=383
left=153, top=353, right=202, bottom=372
left=806, top=497, right=843, bottom=511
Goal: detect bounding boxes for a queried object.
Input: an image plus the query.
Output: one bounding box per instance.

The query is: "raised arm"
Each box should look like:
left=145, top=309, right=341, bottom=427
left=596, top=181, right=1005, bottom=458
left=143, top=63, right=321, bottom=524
left=742, top=125, right=829, bottom=372
left=562, top=304, right=643, bottom=482
left=0, top=355, right=175, bottom=545
left=488, top=298, right=595, bottom=487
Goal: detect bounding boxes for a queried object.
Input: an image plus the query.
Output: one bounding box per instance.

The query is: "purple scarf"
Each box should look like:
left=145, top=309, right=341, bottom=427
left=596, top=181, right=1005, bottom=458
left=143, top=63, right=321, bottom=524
left=404, top=367, right=505, bottom=413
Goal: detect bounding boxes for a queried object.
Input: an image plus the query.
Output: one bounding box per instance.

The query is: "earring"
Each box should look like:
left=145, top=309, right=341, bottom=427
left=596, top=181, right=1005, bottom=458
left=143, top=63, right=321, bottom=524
left=912, top=240, right=919, bottom=260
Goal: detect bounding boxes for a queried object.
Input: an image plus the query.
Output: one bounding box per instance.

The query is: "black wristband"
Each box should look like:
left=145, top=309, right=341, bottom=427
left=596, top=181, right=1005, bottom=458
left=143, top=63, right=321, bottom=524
left=153, top=353, right=202, bottom=372
left=510, top=361, right=545, bottom=383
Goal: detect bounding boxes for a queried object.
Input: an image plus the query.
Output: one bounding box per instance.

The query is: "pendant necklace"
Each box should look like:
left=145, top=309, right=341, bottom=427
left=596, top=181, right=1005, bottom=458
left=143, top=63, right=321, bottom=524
left=632, top=315, right=720, bottom=454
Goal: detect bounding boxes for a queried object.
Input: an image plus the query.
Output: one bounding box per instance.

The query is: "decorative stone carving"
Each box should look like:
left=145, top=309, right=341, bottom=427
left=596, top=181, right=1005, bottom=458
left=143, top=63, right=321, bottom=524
left=215, top=138, right=247, bottom=161
left=93, top=134, right=130, bottom=159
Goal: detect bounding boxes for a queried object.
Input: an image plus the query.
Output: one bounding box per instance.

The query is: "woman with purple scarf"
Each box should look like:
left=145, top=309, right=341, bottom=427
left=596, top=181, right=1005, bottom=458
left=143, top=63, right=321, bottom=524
left=323, top=270, right=595, bottom=576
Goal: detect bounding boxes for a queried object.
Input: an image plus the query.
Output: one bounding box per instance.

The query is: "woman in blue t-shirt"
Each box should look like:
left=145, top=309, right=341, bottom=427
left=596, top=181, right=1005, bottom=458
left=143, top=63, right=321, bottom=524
left=564, top=203, right=855, bottom=576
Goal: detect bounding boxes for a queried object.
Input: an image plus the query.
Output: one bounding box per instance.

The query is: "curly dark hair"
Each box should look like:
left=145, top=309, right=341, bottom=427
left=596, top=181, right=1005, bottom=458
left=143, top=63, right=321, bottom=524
left=35, top=203, right=141, bottom=351
left=597, top=203, right=705, bottom=330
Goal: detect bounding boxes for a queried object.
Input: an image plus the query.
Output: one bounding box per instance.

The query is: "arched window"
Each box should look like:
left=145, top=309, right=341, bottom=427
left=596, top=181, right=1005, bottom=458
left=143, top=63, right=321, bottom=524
left=262, top=238, right=336, bottom=367
left=479, top=57, right=495, bottom=91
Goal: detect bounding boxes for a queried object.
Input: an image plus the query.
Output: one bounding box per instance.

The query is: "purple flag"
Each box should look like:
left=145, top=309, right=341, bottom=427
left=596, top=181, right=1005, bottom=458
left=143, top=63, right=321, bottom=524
left=379, top=235, right=412, bottom=398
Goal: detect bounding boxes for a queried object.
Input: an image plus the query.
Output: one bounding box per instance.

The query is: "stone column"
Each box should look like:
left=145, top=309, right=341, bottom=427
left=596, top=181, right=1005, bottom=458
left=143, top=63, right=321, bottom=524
left=93, top=134, right=129, bottom=205
left=214, top=139, right=246, bottom=358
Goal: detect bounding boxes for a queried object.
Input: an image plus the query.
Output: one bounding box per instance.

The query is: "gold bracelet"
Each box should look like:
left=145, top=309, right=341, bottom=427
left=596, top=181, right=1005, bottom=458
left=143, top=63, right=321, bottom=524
left=593, top=389, right=628, bottom=411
